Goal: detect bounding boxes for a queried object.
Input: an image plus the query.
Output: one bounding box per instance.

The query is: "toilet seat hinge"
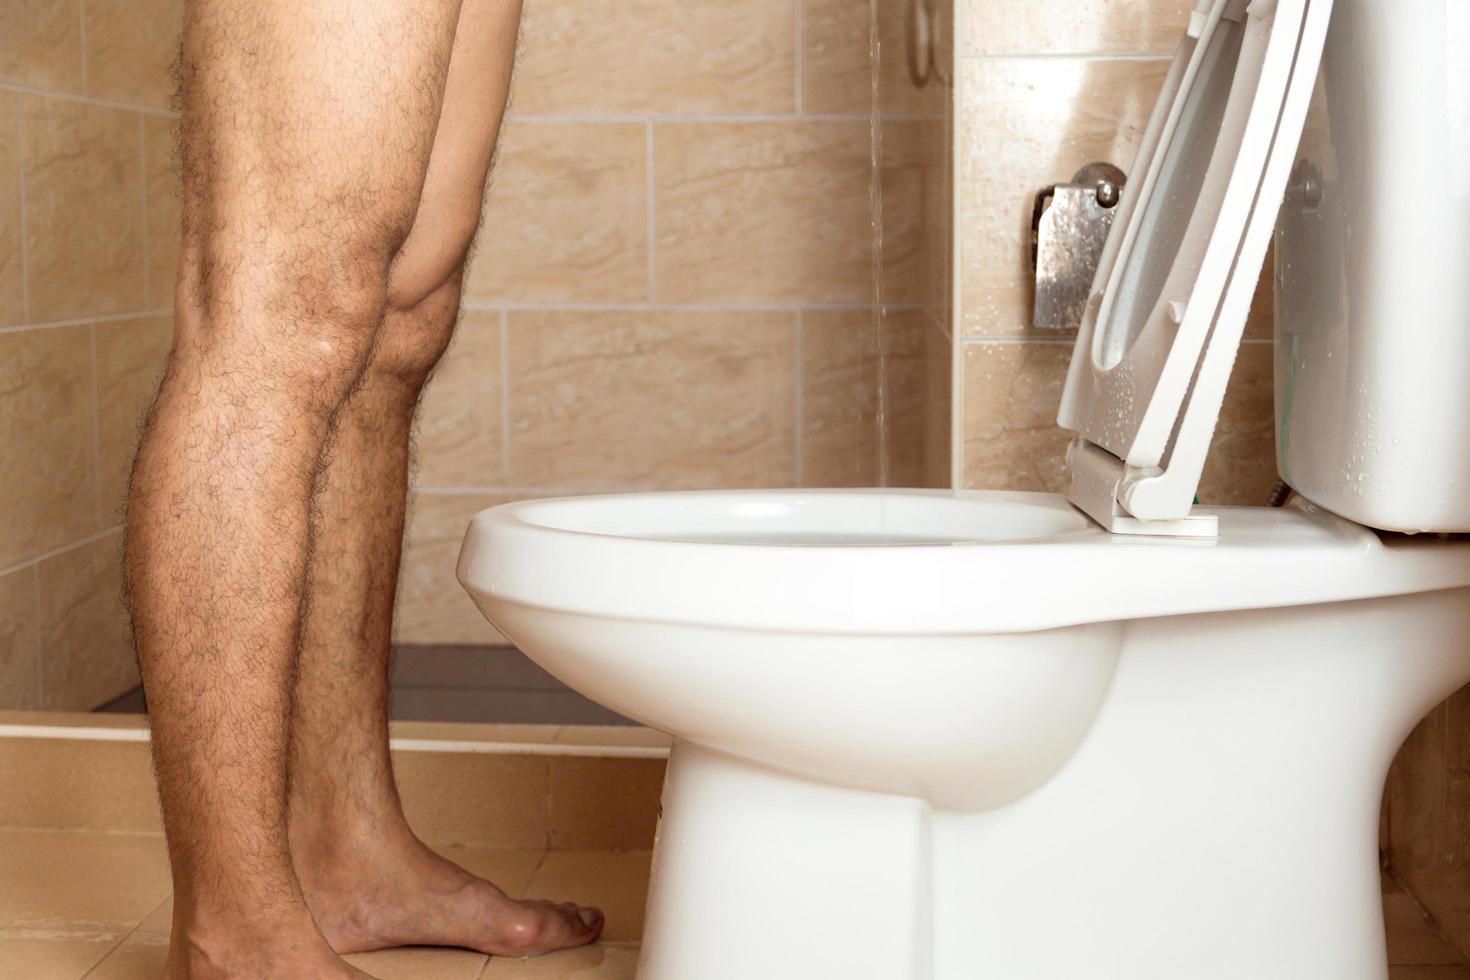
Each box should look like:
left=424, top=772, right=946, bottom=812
left=1066, top=439, right=1220, bottom=538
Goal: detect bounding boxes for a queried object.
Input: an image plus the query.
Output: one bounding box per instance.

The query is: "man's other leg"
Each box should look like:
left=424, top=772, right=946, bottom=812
left=286, top=0, right=603, bottom=957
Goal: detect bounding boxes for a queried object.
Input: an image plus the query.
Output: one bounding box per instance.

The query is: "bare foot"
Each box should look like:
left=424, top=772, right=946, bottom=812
left=297, top=832, right=604, bottom=957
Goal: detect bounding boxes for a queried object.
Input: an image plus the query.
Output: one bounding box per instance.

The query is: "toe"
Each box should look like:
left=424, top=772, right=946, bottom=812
left=575, top=906, right=603, bottom=934
left=496, top=901, right=603, bottom=956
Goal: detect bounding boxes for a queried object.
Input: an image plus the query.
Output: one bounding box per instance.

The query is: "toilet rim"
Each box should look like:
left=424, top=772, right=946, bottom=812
left=456, top=490, right=1470, bottom=636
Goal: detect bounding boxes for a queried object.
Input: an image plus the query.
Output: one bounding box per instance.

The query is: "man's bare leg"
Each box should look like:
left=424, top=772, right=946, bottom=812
left=125, top=0, right=464, bottom=974
left=285, top=0, right=603, bottom=956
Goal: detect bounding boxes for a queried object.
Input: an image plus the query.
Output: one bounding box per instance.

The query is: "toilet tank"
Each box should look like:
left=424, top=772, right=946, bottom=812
left=1274, top=0, right=1470, bottom=533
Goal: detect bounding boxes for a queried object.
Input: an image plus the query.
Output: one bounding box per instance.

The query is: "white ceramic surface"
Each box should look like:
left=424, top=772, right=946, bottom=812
left=459, top=489, right=1470, bottom=979
left=451, top=0, right=1470, bottom=975
left=1274, top=0, right=1470, bottom=532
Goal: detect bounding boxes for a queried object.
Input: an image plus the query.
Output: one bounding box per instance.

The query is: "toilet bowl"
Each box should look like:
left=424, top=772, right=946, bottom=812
left=461, top=490, right=1470, bottom=979
left=458, top=0, right=1470, bottom=976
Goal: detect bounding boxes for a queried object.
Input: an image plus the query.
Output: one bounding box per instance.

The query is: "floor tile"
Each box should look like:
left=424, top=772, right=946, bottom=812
left=479, top=943, right=640, bottom=979
left=5, top=834, right=1467, bottom=980
left=130, top=896, right=171, bottom=935
left=0, top=732, right=161, bottom=834
left=393, top=752, right=549, bottom=849
left=85, top=932, right=168, bottom=980
left=344, top=946, right=487, bottom=980
left=125, top=851, right=543, bottom=942
left=0, top=830, right=169, bottom=937
left=548, top=759, right=663, bottom=850
left=1386, top=890, right=1464, bottom=965
left=523, top=852, right=652, bottom=944
left=0, top=935, right=114, bottom=980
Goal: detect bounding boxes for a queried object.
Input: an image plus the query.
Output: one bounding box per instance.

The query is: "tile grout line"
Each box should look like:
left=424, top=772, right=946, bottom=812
left=543, top=756, right=554, bottom=855
left=960, top=336, right=1079, bottom=346
left=88, top=322, right=104, bottom=531
left=0, top=94, right=917, bottom=124
left=961, top=51, right=1176, bottom=62
left=79, top=892, right=173, bottom=979
left=0, top=81, right=176, bottom=117
left=0, top=826, right=166, bottom=840
left=0, top=723, right=673, bottom=759
left=30, top=566, right=42, bottom=709
left=459, top=302, right=924, bottom=313
left=794, top=0, right=805, bottom=114
left=948, top=0, right=967, bottom=492
left=0, top=524, right=124, bottom=580
left=413, top=485, right=634, bottom=496
left=502, top=111, right=916, bottom=124
left=138, top=113, right=150, bottom=308
left=78, top=0, right=89, bottom=95
left=957, top=335, right=1276, bottom=346
left=0, top=308, right=175, bottom=335
left=17, top=95, right=29, bottom=323
left=644, top=121, right=657, bottom=303
left=499, top=310, right=512, bottom=486
left=793, top=310, right=804, bottom=486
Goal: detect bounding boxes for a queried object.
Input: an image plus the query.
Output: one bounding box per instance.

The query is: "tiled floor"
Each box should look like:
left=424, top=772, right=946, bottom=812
left=0, top=829, right=648, bottom=980
left=1385, top=875, right=1470, bottom=980
left=98, top=646, right=636, bottom=727
left=1, top=825, right=1466, bottom=979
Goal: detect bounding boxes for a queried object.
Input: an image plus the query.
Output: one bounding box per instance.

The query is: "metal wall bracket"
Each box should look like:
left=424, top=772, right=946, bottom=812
left=1031, top=163, right=1126, bottom=332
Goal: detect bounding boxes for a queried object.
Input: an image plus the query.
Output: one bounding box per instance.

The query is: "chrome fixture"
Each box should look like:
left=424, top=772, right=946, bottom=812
left=1031, top=163, right=1127, bottom=332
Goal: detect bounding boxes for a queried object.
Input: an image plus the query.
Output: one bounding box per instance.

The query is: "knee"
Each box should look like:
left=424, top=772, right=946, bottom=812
left=181, top=223, right=407, bottom=408
left=363, top=273, right=465, bottom=394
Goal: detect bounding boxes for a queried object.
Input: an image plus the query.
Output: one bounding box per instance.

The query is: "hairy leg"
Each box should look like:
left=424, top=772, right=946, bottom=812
left=125, top=0, right=463, bottom=975
left=286, top=0, right=603, bottom=957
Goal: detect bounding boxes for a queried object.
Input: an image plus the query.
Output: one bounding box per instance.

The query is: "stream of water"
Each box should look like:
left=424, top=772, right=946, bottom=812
left=870, top=0, right=891, bottom=488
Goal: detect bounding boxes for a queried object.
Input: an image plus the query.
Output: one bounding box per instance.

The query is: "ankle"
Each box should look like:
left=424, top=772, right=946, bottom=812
left=291, top=815, right=436, bottom=902
left=170, top=900, right=330, bottom=977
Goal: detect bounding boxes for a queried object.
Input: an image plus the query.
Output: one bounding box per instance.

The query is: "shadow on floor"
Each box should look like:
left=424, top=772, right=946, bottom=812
left=97, top=644, right=635, bottom=726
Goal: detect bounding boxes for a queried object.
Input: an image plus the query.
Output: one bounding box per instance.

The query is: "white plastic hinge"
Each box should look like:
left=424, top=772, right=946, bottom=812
left=1066, top=439, right=1220, bottom=538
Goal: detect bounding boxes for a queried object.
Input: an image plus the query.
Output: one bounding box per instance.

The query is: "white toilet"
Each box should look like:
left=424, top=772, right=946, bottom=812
left=458, top=1, right=1470, bottom=977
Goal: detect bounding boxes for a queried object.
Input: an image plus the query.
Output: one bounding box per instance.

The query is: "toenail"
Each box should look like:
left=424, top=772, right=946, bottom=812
left=577, top=907, right=600, bottom=929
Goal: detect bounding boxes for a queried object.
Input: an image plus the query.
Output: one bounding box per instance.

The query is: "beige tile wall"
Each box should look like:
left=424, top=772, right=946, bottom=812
left=2, top=0, right=954, bottom=694
left=398, top=0, right=954, bottom=646
left=0, top=0, right=181, bottom=711
left=953, top=0, right=1278, bottom=502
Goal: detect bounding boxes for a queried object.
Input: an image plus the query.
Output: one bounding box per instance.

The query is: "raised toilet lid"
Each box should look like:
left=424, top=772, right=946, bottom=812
left=1057, top=0, right=1334, bottom=536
